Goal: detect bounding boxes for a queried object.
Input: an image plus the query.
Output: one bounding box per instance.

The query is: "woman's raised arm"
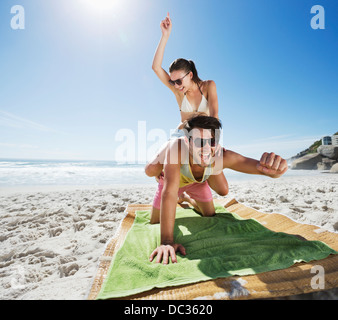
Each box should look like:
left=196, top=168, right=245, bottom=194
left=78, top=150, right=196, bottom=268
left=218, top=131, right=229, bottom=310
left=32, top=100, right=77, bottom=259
left=152, top=13, right=177, bottom=93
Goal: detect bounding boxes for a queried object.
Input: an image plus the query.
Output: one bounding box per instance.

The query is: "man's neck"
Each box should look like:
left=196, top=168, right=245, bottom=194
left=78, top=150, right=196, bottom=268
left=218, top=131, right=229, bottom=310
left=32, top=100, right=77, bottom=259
left=188, top=154, right=207, bottom=176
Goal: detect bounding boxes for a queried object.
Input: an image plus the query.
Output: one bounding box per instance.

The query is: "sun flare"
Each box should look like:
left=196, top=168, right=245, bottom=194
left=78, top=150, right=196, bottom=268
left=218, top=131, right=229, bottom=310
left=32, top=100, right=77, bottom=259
left=81, top=0, right=122, bottom=15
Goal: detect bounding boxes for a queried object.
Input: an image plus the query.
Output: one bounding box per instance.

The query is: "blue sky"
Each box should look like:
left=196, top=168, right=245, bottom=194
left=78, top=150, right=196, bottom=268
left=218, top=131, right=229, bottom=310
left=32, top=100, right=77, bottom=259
left=0, top=0, right=337, bottom=161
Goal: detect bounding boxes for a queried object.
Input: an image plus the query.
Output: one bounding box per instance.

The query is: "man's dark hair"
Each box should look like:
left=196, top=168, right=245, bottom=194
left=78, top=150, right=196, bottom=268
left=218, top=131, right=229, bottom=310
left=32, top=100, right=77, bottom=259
left=183, top=115, right=222, bottom=142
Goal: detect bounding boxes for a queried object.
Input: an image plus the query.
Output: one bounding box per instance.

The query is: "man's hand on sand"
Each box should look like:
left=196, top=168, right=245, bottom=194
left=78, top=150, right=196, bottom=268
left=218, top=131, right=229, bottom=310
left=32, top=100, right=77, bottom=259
left=256, top=152, right=288, bottom=178
left=149, top=243, right=186, bottom=265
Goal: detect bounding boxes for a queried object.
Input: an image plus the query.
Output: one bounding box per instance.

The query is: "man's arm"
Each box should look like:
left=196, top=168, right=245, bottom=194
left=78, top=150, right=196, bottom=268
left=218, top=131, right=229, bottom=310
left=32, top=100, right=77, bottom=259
left=222, top=150, right=288, bottom=178
left=256, top=152, right=288, bottom=178
left=149, top=140, right=186, bottom=264
left=160, top=158, right=180, bottom=245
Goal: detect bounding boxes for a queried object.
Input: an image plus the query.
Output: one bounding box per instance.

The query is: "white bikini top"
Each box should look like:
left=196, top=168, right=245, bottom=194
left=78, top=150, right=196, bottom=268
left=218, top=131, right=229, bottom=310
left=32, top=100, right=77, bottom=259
left=180, top=84, right=209, bottom=114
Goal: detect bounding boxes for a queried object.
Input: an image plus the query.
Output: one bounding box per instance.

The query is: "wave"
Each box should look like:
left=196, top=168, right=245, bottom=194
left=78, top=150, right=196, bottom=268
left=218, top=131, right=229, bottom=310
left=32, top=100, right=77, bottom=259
left=0, top=159, right=324, bottom=187
left=0, top=159, right=149, bottom=186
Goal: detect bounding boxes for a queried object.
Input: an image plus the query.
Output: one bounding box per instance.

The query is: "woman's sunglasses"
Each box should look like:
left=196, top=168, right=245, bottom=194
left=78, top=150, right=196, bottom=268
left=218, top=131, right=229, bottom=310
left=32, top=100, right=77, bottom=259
left=190, top=137, right=217, bottom=148
left=168, top=72, right=190, bottom=86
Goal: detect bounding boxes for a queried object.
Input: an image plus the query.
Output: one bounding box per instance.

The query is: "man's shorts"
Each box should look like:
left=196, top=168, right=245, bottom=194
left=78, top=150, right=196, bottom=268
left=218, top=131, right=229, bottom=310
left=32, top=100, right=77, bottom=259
left=152, top=178, right=213, bottom=210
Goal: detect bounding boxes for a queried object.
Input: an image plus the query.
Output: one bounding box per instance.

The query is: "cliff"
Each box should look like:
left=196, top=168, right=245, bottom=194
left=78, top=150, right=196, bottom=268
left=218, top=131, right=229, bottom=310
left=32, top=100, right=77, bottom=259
left=290, top=132, right=338, bottom=172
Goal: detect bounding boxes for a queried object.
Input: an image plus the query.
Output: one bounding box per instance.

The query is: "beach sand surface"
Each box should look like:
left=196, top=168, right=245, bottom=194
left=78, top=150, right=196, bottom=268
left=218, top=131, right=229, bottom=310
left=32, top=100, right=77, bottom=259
left=0, top=174, right=337, bottom=300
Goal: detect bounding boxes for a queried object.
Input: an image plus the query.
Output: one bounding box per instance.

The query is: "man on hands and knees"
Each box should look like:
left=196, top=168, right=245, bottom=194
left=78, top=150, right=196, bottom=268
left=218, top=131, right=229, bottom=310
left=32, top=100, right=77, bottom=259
left=146, top=115, right=288, bottom=265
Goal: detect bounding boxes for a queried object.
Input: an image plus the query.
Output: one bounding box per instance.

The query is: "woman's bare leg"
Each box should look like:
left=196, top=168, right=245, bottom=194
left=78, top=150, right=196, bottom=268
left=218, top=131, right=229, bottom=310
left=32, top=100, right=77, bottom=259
left=178, top=192, right=215, bottom=217
left=146, top=145, right=229, bottom=197
left=145, top=144, right=167, bottom=177
left=207, top=172, right=229, bottom=196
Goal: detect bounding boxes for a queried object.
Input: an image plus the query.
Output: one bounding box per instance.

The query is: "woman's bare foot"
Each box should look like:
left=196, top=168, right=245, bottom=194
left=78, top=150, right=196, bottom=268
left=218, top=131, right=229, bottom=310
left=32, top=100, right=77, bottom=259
left=177, top=192, right=191, bottom=204
left=177, top=192, right=203, bottom=214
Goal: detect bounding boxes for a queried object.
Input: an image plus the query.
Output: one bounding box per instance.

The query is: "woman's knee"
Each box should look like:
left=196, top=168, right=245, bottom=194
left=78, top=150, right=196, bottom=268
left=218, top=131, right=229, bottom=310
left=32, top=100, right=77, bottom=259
left=145, top=163, right=157, bottom=177
left=217, top=185, right=229, bottom=196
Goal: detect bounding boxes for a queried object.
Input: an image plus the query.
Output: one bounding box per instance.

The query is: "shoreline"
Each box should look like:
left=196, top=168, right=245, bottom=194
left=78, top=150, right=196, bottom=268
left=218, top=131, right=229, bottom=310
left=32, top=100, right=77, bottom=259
left=0, top=183, right=158, bottom=196
left=0, top=174, right=337, bottom=300
left=0, top=169, right=335, bottom=194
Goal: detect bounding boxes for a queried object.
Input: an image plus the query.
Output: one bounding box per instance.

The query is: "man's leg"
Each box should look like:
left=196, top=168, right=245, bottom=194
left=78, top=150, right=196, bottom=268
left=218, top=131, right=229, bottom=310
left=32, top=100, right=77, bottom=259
left=150, top=180, right=164, bottom=224
left=150, top=207, right=160, bottom=224
left=179, top=193, right=215, bottom=216
left=195, top=199, right=216, bottom=217
left=178, top=182, right=215, bottom=216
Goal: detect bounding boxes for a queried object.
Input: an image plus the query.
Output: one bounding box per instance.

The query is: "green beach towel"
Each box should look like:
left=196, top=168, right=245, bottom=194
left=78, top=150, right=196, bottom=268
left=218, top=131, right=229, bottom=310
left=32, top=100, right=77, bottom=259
left=97, top=204, right=337, bottom=299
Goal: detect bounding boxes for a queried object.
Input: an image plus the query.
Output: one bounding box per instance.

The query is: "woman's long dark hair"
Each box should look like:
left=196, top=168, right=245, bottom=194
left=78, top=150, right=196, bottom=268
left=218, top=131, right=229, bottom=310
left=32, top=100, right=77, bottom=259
left=169, top=58, right=202, bottom=84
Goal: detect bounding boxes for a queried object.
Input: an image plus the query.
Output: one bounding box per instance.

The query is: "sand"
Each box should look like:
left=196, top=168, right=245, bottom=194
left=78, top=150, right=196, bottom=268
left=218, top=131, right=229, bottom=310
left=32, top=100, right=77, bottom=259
left=0, top=174, right=337, bottom=300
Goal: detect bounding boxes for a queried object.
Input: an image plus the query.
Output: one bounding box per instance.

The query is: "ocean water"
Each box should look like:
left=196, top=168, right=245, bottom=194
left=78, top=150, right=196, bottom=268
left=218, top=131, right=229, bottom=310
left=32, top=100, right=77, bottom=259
left=0, top=159, right=152, bottom=187
left=0, top=158, right=324, bottom=188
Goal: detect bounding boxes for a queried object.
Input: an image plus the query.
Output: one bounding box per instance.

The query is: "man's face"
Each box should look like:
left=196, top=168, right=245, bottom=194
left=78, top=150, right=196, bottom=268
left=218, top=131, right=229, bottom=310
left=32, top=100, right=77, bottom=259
left=188, top=128, right=217, bottom=167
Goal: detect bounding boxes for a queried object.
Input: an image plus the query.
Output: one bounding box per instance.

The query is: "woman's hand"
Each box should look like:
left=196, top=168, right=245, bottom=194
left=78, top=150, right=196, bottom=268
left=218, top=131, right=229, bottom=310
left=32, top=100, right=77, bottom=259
left=160, top=12, right=172, bottom=38
left=149, top=243, right=186, bottom=265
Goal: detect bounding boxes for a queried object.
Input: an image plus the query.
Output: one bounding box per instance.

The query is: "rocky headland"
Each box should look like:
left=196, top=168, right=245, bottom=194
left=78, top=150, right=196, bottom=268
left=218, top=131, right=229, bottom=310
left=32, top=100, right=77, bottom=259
left=290, top=133, right=338, bottom=172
